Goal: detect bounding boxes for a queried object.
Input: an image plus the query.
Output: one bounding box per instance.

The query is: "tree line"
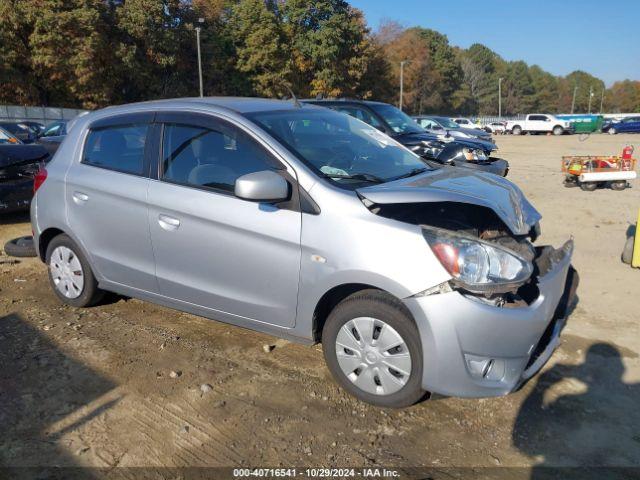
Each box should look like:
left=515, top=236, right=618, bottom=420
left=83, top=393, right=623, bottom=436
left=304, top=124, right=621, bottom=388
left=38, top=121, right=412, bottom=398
left=1, top=0, right=638, bottom=115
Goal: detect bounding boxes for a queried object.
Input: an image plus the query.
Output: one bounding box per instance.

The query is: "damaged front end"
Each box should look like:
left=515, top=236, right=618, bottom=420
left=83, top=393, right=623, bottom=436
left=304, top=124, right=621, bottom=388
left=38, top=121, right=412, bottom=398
left=0, top=144, right=49, bottom=212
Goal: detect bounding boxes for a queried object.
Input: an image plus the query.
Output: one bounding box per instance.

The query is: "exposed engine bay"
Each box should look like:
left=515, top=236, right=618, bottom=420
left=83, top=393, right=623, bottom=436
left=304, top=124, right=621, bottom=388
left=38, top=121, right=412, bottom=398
left=366, top=200, right=557, bottom=307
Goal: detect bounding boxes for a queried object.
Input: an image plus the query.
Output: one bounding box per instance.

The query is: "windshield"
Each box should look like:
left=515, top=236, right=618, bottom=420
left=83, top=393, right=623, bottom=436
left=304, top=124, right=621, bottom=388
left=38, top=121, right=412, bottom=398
left=247, top=108, right=431, bottom=186
left=368, top=104, right=424, bottom=134
left=433, top=117, right=460, bottom=129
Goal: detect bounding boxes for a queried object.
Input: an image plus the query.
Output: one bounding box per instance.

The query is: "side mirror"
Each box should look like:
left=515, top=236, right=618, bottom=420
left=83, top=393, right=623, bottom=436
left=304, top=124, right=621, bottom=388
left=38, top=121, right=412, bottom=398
left=235, top=170, right=289, bottom=203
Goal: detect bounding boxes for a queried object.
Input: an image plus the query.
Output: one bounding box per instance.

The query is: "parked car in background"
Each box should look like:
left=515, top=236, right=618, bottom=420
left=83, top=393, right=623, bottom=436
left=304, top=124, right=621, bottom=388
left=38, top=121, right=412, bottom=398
left=21, top=121, right=46, bottom=137
left=602, top=116, right=640, bottom=135
left=303, top=99, right=508, bottom=176
left=1, top=140, right=49, bottom=213
left=452, top=117, right=480, bottom=130
left=36, top=121, right=68, bottom=155
left=413, top=115, right=493, bottom=142
left=31, top=97, right=577, bottom=407
left=0, top=127, right=21, bottom=144
left=483, top=121, right=507, bottom=134
left=506, top=114, right=574, bottom=136
left=0, top=121, right=38, bottom=144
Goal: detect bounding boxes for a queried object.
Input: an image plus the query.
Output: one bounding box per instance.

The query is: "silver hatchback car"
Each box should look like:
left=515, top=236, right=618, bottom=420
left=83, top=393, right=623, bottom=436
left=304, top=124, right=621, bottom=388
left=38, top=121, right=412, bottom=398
left=31, top=98, right=577, bottom=407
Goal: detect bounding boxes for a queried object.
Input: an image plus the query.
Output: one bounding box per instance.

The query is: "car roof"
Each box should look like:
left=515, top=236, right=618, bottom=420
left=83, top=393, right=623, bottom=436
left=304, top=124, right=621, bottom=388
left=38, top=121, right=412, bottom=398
left=98, top=97, right=325, bottom=116
left=301, top=99, right=389, bottom=107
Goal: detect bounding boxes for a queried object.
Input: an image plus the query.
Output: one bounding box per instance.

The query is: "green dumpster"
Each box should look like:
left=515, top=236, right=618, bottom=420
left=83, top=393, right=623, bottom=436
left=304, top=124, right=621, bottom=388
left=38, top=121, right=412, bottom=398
left=557, top=114, right=604, bottom=133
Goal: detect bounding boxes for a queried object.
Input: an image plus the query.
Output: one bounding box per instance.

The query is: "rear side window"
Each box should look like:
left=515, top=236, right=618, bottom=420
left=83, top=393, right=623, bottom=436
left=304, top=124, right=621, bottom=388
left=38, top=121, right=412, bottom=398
left=83, top=124, right=149, bottom=175
left=161, top=123, right=279, bottom=193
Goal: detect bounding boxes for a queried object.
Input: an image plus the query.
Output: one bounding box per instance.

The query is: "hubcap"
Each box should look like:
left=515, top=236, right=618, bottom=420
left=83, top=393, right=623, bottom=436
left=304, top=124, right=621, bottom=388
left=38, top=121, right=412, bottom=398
left=49, top=246, right=84, bottom=299
left=335, top=317, right=412, bottom=396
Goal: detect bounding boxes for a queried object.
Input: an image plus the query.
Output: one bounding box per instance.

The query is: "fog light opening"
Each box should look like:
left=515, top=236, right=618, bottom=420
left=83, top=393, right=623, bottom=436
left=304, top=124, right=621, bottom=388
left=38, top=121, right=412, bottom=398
left=482, top=359, right=495, bottom=379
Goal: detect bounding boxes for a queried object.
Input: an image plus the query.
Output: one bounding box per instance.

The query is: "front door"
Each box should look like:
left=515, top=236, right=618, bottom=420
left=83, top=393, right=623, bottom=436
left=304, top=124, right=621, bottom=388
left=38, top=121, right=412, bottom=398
left=147, top=113, right=302, bottom=327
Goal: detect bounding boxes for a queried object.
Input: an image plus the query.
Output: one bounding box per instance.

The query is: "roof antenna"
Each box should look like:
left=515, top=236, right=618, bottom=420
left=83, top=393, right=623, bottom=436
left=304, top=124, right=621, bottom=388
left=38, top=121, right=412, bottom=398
left=284, top=85, right=302, bottom=108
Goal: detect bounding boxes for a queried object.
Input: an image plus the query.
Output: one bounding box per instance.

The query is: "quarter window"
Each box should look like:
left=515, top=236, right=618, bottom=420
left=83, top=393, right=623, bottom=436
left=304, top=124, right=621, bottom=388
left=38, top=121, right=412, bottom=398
left=161, top=123, right=279, bottom=193
left=83, top=124, right=149, bottom=175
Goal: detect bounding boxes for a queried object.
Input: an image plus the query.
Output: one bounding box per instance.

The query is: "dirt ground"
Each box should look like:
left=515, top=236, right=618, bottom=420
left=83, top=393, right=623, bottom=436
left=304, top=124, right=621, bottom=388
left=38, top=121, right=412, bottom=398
left=1, top=134, right=639, bottom=478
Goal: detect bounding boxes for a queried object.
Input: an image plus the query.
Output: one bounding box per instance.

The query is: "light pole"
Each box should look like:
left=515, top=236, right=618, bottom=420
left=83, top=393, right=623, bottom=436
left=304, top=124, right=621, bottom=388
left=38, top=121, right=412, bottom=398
left=498, top=77, right=503, bottom=118
left=571, top=85, right=578, bottom=114
left=195, top=18, right=204, bottom=97
left=588, top=85, right=594, bottom=113
left=599, top=88, right=605, bottom=113
left=399, top=60, right=408, bottom=111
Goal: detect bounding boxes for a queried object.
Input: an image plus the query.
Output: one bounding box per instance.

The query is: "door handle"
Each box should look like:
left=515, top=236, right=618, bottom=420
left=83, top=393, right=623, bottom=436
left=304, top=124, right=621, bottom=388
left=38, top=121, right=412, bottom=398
left=158, top=214, right=180, bottom=231
left=72, top=192, right=89, bottom=204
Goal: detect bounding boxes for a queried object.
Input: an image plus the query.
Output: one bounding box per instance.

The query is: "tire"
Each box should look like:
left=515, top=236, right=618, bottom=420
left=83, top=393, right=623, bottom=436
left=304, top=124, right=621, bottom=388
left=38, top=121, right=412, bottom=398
left=3, top=236, right=37, bottom=258
left=579, top=181, right=598, bottom=191
left=512, top=125, right=522, bottom=135
left=622, top=236, right=634, bottom=264
left=611, top=180, right=628, bottom=191
left=322, top=289, right=426, bottom=408
left=553, top=125, right=564, bottom=136
left=608, top=127, right=617, bottom=135
left=45, top=234, right=104, bottom=307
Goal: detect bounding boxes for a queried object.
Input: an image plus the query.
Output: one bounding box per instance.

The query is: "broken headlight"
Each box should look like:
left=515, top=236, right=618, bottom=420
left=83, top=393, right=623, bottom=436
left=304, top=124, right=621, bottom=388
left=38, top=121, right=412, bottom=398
left=423, top=227, right=533, bottom=294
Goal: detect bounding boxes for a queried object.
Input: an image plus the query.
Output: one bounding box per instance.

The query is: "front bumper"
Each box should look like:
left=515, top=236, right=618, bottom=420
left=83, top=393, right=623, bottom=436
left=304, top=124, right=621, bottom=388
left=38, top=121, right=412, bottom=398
left=0, top=178, right=32, bottom=213
left=404, top=240, right=576, bottom=398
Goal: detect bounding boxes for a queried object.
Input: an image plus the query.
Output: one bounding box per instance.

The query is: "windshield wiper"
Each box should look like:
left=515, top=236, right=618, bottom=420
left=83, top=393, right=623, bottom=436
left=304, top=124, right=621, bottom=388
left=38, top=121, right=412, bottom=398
left=390, top=167, right=429, bottom=181
left=323, top=172, right=386, bottom=184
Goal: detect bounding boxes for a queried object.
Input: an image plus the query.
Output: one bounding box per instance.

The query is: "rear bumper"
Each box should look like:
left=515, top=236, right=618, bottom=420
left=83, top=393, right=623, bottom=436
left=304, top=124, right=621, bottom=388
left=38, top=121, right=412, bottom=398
left=404, top=240, right=577, bottom=398
left=0, top=178, right=32, bottom=213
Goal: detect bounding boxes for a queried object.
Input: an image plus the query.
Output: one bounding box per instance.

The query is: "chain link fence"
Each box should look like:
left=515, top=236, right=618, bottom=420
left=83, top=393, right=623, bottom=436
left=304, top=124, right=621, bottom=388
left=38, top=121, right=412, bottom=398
left=0, top=105, right=89, bottom=125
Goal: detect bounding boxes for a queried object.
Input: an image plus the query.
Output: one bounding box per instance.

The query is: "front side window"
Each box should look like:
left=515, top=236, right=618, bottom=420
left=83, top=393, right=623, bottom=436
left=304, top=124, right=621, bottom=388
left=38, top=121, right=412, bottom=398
left=83, top=124, right=149, bottom=175
left=248, top=108, right=432, bottom=188
left=433, top=117, right=460, bottom=129
left=161, top=123, right=279, bottom=193
left=333, top=106, right=383, bottom=129
left=368, top=104, right=423, bottom=134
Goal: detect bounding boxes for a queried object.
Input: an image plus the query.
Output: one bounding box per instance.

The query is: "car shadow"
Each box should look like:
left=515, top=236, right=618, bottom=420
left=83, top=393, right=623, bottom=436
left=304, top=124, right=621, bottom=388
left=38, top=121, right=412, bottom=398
left=0, top=313, right=119, bottom=477
left=512, top=342, right=640, bottom=479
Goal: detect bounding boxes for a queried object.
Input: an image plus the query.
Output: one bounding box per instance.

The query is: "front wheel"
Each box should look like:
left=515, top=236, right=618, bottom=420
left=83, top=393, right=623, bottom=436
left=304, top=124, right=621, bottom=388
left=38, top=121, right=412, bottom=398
left=322, top=290, right=425, bottom=408
left=553, top=126, right=564, bottom=136
left=46, top=234, right=104, bottom=307
left=608, top=127, right=617, bottom=135
left=579, top=181, right=598, bottom=191
left=611, top=180, right=628, bottom=191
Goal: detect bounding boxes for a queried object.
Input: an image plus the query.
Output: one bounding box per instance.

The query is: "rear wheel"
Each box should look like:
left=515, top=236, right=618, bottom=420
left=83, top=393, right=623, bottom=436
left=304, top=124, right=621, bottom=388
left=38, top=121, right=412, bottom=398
left=608, top=127, right=617, bottom=135
left=553, top=125, right=564, bottom=136
left=46, top=234, right=104, bottom=307
left=322, top=290, right=425, bottom=408
left=512, top=125, right=522, bottom=135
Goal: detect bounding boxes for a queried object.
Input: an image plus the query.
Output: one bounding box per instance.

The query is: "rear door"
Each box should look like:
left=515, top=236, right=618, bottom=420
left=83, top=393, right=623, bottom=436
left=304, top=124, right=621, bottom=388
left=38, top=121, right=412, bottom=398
left=66, top=112, right=158, bottom=293
left=146, top=112, right=302, bottom=327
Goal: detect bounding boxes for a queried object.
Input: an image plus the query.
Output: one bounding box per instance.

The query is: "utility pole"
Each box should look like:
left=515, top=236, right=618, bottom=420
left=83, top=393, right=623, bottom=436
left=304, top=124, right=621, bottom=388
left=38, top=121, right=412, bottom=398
left=599, top=88, right=605, bottom=113
left=498, top=77, right=503, bottom=118
left=571, top=85, right=578, bottom=114
left=195, top=18, right=205, bottom=97
left=399, top=60, right=408, bottom=111
left=588, top=85, right=594, bottom=113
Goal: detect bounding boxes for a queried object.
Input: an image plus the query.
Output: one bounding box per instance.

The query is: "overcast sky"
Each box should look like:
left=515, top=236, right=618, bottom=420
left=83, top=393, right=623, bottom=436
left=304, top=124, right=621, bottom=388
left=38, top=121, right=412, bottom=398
left=350, top=0, right=640, bottom=86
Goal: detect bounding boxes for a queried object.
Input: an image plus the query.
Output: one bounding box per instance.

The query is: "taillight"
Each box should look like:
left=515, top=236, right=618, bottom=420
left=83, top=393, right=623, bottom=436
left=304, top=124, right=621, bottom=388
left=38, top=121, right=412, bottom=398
left=34, top=167, right=48, bottom=194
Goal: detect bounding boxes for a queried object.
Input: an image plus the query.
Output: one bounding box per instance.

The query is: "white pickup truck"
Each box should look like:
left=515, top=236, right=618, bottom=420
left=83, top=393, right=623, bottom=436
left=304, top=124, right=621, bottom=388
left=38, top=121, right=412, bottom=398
left=506, top=114, right=574, bottom=136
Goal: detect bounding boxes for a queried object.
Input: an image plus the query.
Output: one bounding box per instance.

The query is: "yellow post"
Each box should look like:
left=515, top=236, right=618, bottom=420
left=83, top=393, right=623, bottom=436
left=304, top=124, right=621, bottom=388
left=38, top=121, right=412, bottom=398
left=633, top=208, right=640, bottom=268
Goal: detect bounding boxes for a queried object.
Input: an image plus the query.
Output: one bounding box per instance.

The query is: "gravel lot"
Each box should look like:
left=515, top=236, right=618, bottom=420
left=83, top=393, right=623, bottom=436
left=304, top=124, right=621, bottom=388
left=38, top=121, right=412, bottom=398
left=1, top=134, right=639, bottom=476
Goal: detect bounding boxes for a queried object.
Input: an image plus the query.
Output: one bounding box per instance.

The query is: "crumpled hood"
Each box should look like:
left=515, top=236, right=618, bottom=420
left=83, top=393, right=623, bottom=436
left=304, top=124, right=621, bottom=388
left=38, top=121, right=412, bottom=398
left=358, top=167, right=541, bottom=235
left=394, top=131, right=497, bottom=153
left=0, top=144, right=49, bottom=169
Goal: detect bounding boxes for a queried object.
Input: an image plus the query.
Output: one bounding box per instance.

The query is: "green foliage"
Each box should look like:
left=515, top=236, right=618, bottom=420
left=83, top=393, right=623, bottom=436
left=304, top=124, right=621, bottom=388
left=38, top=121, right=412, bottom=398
left=0, top=1, right=636, bottom=114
